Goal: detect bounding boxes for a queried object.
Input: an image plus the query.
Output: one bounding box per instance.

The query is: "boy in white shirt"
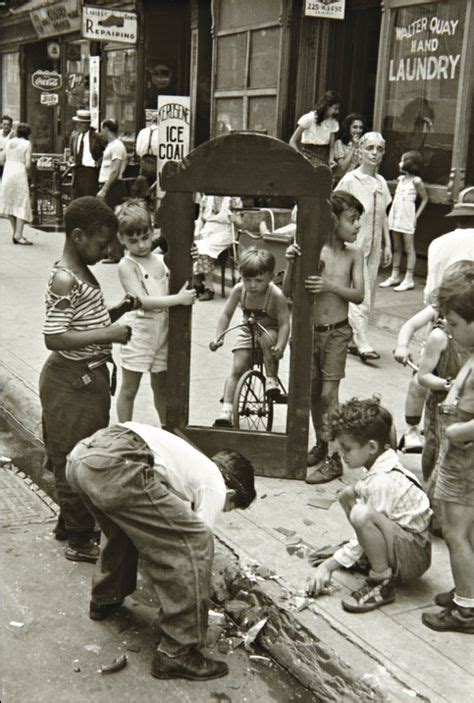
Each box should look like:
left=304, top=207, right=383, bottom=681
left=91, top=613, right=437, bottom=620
left=307, top=397, right=432, bottom=613
left=66, top=423, right=255, bottom=681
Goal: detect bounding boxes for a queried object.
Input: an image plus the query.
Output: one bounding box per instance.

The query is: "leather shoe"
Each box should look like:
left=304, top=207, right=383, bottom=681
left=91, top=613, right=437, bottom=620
left=151, top=648, right=229, bottom=681
left=89, top=600, right=124, bottom=621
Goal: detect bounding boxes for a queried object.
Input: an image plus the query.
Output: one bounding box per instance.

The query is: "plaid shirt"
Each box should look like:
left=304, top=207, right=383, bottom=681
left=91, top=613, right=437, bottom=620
left=334, top=449, right=432, bottom=569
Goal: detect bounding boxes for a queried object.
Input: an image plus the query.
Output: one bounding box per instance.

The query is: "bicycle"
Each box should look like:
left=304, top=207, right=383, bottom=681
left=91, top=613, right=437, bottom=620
left=209, top=313, right=287, bottom=431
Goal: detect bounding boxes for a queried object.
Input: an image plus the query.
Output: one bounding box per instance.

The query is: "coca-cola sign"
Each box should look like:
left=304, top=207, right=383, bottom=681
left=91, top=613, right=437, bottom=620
left=32, top=70, right=62, bottom=91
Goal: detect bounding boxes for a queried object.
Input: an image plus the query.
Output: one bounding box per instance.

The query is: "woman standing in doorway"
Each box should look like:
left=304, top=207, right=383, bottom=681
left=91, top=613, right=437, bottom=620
left=0, top=122, right=33, bottom=245
left=336, top=132, right=392, bottom=361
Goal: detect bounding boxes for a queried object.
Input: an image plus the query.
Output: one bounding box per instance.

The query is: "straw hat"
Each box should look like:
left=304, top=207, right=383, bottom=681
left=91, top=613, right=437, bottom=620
left=72, top=109, right=92, bottom=123
left=446, top=186, right=474, bottom=217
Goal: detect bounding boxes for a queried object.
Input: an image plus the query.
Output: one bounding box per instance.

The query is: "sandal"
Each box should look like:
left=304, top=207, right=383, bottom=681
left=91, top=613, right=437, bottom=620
left=13, top=236, right=33, bottom=245
left=359, top=350, right=380, bottom=362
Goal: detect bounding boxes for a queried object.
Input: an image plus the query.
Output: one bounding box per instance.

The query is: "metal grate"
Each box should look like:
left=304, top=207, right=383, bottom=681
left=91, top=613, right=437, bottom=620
left=0, top=466, right=58, bottom=528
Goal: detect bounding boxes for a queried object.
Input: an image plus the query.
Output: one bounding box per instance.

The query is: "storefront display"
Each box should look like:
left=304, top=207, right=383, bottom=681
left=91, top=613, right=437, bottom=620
left=1, top=52, right=21, bottom=118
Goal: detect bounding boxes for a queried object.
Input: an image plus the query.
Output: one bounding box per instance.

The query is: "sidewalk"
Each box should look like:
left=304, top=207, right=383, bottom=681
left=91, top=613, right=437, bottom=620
left=1, top=220, right=472, bottom=702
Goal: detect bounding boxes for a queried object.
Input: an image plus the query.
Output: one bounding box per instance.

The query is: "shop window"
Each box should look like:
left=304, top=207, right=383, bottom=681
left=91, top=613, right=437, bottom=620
left=63, top=41, right=90, bottom=147
left=104, top=47, right=137, bottom=146
left=380, top=0, right=466, bottom=185
left=1, top=52, right=20, bottom=119
left=213, top=1, right=281, bottom=137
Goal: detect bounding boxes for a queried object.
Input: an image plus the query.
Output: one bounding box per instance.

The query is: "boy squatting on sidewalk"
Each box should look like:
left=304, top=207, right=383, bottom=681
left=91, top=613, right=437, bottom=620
left=283, top=191, right=364, bottom=483
left=66, top=422, right=256, bottom=680
left=307, top=398, right=432, bottom=612
left=39, top=197, right=137, bottom=564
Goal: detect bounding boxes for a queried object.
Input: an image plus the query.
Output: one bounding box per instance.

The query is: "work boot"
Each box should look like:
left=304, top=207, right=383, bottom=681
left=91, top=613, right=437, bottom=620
left=422, top=607, right=474, bottom=634
left=307, top=441, right=328, bottom=468
left=151, top=648, right=229, bottom=681
left=306, top=452, right=343, bottom=484
left=434, top=589, right=455, bottom=608
left=89, top=600, right=124, bottom=621
left=342, top=577, right=396, bottom=613
left=65, top=539, right=100, bottom=564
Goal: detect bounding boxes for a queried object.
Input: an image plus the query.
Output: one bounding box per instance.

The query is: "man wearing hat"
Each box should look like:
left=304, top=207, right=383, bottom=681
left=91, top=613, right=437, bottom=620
left=424, top=186, right=474, bottom=303
left=70, top=109, right=105, bottom=200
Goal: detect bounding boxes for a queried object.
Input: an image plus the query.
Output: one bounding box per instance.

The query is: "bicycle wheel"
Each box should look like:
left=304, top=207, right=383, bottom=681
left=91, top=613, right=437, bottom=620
left=233, top=369, right=273, bottom=432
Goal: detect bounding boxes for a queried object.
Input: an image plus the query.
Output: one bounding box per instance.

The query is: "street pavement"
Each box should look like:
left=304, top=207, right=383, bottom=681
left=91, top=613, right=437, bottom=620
left=1, top=219, right=473, bottom=702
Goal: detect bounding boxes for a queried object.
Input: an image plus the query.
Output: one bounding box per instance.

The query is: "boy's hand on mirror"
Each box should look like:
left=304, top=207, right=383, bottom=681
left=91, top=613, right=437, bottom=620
left=271, top=345, right=284, bottom=360
left=209, top=339, right=223, bottom=352
left=393, top=345, right=411, bottom=364
left=306, top=564, right=332, bottom=597
left=177, top=281, right=197, bottom=306
left=109, top=324, right=132, bottom=344
left=305, top=275, right=330, bottom=294
left=285, top=243, right=301, bottom=260
left=190, top=244, right=198, bottom=259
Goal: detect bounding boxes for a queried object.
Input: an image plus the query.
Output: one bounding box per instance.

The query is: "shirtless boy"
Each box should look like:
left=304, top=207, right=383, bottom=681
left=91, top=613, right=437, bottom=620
left=284, top=191, right=364, bottom=483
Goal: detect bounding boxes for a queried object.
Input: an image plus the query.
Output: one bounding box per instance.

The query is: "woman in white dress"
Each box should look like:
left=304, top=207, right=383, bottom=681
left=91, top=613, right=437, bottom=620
left=0, top=122, right=33, bottom=245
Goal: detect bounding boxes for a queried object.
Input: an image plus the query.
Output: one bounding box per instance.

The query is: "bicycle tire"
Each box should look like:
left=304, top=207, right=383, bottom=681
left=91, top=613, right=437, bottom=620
left=233, top=369, right=273, bottom=432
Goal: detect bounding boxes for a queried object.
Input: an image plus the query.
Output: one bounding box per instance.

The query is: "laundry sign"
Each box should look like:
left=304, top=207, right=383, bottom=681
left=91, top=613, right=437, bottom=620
left=82, top=6, right=137, bottom=44
left=305, top=0, right=345, bottom=21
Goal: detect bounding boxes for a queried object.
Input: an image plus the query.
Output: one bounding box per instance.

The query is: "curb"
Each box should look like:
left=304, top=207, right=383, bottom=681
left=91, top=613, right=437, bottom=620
left=0, top=359, right=406, bottom=702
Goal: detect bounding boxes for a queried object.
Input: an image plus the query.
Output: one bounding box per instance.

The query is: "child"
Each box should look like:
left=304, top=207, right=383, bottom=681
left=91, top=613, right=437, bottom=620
left=39, top=196, right=136, bottom=563
left=422, top=263, right=474, bottom=634
left=380, top=150, right=428, bottom=291
left=116, top=199, right=196, bottom=425
left=289, top=90, right=340, bottom=168
left=284, top=191, right=364, bottom=483
left=307, top=398, right=432, bottom=613
left=210, top=248, right=290, bottom=427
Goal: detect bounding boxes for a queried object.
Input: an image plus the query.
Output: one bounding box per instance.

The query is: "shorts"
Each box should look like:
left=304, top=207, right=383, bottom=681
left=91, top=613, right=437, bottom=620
left=120, top=312, right=168, bottom=374
left=312, top=323, right=352, bottom=382
left=392, top=524, right=431, bottom=583
left=232, top=324, right=278, bottom=352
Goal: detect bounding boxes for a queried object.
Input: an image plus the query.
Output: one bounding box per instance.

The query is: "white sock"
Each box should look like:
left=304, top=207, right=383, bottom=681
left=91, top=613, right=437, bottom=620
left=453, top=594, right=474, bottom=609
left=221, top=402, right=232, bottom=415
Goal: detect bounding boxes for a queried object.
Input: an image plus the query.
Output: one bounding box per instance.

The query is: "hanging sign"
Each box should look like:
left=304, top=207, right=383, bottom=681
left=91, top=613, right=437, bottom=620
left=40, top=93, right=59, bottom=106
left=30, top=0, right=80, bottom=38
left=82, top=6, right=137, bottom=44
left=32, top=70, right=62, bottom=91
left=89, top=56, right=100, bottom=130
left=157, top=95, right=191, bottom=196
left=305, top=0, right=345, bottom=20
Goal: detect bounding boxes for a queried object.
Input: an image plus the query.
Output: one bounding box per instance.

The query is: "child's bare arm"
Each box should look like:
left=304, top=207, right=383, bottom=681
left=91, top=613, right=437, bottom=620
left=210, top=285, right=241, bottom=348
left=282, top=242, right=300, bottom=298
left=272, top=292, right=291, bottom=358
left=394, top=305, right=437, bottom=363
left=289, top=125, right=304, bottom=150
left=415, top=179, right=428, bottom=220
left=118, top=259, right=196, bottom=310
left=446, top=420, right=474, bottom=447
left=306, top=558, right=340, bottom=597
left=417, top=329, right=450, bottom=391
left=328, top=132, right=336, bottom=169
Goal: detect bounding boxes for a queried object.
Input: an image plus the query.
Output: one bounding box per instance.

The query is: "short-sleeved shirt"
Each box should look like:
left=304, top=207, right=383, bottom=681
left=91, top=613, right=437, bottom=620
left=43, top=266, right=112, bottom=361
left=98, top=137, right=127, bottom=183
left=297, top=112, right=339, bottom=145
left=423, top=228, right=474, bottom=304
left=121, top=422, right=227, bottom=528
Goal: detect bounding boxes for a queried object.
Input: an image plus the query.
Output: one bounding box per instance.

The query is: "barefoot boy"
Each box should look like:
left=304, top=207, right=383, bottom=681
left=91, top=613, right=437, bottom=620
left=283, top=191, right=364, bottom=482
left=308, top=398, right=432, bottom=613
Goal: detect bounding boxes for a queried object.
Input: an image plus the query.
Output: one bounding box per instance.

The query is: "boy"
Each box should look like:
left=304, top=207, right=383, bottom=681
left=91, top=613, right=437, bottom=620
left=66, top=422, right=256, bottom=680
left=283, top=191, right=364, bottom=482
left=307, top=398, right=432, bottom=612
left=422, top=263, right=474, bottom=634
left=210, top=248, right=290, bottom=427
left=39, top=196, right=136, bottom=564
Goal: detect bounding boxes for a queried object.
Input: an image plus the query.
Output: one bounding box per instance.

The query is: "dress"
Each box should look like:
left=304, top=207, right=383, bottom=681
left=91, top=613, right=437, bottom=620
left=334, top=140, right=360, bottom=179
left=120, top=252, right=170, bottom=374
left=297, top=112, right=339, bottom=167
left=0, top=137, right=32, bottom=221
left=193, top=195, right=242, bottom=274
left=335, top=168, right=391, bottom=352
left=388, top=175, right=420, bottom=235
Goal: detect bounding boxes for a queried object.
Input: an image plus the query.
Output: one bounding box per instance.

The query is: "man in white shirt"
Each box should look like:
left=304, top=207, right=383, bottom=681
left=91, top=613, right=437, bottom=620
left=69, top=109, right=105, bottom=199
left=66, top=422, right=256, bottom=681
left=97, top=118, right=128, bottom=209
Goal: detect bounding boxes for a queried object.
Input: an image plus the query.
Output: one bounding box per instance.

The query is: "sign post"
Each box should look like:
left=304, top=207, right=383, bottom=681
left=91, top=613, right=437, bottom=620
left=157, top=95, right=191, bottom=197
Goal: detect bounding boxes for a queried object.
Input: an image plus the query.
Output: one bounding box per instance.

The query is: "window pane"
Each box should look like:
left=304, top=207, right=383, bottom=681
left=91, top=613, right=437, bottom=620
left=104, top=48, right=137, bottom=144
left=214, top=98, right=243, bottom=136
left=219, top=0, right=278, bottom=30
left=381, top=1, right=466, bottom=185
left=216, top=34, right=246, bottom=90
left=63, top=41, right=90, bottom=147
left=248, top=96, right=276, bottom=136
left=249, top=28, right=280, bottom=89
left=1, top=52, right=20, bottom=119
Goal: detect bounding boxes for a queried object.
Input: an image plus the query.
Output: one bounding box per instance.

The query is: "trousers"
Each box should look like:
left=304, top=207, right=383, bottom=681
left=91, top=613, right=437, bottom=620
left=349, top=245, right=381, bottom=353
left=39, top=352, right=111, bottom=543
left=66, top=424, right=214, bottom=654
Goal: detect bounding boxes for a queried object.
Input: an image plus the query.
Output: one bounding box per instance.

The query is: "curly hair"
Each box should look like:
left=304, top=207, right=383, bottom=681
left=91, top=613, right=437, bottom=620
left=339, top=113, right=365, bottom=145
left=438, top=261, right=474, bottom=323
left=324, top=397, right=393, bottom=446
left=64, top=196, right=118, bottom=237
left=314, top=90, right=341, bottom=123
left=212, top=450, right=256, bottom=509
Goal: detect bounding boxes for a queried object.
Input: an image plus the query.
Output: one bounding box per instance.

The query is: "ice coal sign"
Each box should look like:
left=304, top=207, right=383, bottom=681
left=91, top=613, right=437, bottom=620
left=157, top=95, right=191, bottom=195
left=82, top=6, right=137, bottom=44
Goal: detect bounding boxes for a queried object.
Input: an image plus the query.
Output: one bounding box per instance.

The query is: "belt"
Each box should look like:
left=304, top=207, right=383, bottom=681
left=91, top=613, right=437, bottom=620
left=314, top=318, right=349, bottom=333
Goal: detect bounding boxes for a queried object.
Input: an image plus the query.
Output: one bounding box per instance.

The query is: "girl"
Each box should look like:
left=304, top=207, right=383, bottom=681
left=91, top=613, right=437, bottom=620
left=116, top=199, right=196, bottom=424
left=289, top=90, right=340, bottom=168
left=334, top=113, right=365, bottom=180
left=421, top=263, right=474, bottom=634
left=210, top=248, right=290, bottom=427
left=0, top=122, right=33, bottom=245
left=380, top=150, right=428, bottom=292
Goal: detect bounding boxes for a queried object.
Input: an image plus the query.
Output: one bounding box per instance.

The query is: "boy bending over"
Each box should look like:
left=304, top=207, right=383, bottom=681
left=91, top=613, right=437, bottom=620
left=284, top=191, right=364, bottom=483
left=308, top=398, right=432, bottom=613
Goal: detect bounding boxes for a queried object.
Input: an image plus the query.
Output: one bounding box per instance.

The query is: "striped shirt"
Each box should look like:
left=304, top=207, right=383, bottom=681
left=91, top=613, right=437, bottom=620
left=334, top=449, right=432, bottom=569
left=43, top=266, right=111, bottom=361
